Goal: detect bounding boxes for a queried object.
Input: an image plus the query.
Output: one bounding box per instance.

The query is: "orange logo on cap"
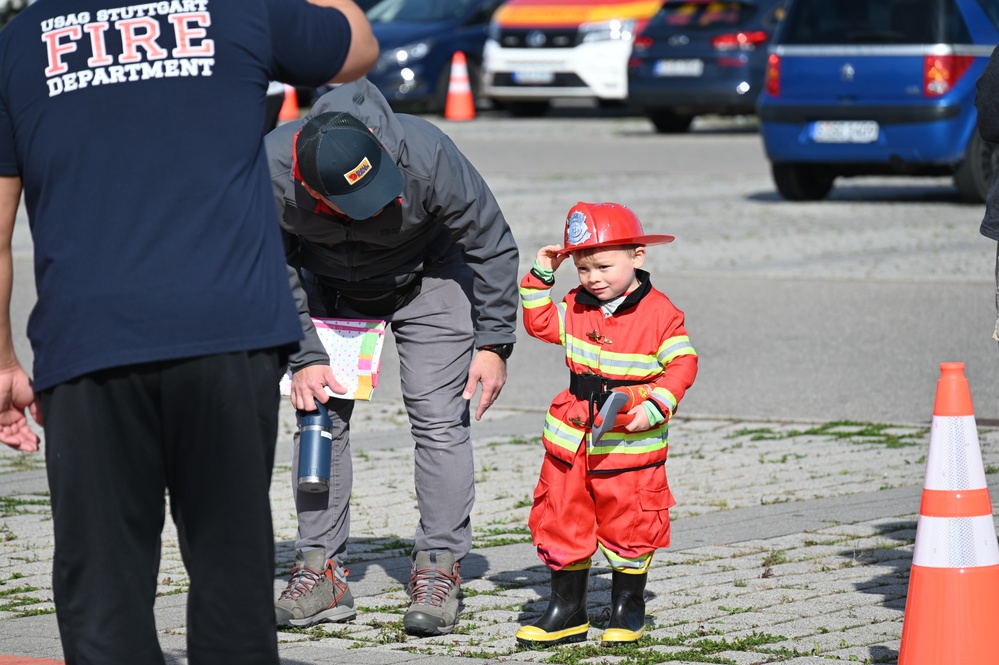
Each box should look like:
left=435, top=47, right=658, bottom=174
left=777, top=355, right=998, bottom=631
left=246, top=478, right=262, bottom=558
left=344, top=157, right=373, bottom=186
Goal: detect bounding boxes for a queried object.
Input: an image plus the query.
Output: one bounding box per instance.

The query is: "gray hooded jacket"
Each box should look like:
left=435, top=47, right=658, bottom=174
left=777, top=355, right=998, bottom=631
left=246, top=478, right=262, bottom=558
left=265, top=79, right=519, bottom=371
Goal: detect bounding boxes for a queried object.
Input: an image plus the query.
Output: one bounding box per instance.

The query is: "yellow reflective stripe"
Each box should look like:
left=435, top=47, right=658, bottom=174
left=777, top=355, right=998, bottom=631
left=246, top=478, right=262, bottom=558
left=544, top=412, right=584, bottom=452
left=522, top=297, right=550, bottom=310
left=658, top=336, right=696, bottom=364
left=564, top=333, right=601, bottom=356
left=519, top=284, right=548, bottom=297
left=589, top=426, right=668, bottom=455
left=556, top=302, right=566, bottom=345
left=600, top=544, right=653, bottom=571
left=520, top=285, right=552, bottom=309
left=563, top=557, right=592, bottom=571
left=598, top=349, right=660, bottom=377
left=564, top=333, right=601, bottom=369
left=651, top=388, right=677, bottom=416
left=590, top=440, right=667, bottom=455
left=561, top=336, right=692, bottom=378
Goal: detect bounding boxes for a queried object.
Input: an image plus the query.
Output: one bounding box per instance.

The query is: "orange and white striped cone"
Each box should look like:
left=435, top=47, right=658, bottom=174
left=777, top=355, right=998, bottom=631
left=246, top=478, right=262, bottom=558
left=444, top=51, right=475, bottom=121
left=278, top=84, right=299, bottom=123
left=898, top=362, right=999, bottom=665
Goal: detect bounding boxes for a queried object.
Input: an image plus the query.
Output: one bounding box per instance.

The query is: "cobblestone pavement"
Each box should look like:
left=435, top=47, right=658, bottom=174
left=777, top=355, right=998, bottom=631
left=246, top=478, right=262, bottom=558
left=2, top=398, right=998, bottom=664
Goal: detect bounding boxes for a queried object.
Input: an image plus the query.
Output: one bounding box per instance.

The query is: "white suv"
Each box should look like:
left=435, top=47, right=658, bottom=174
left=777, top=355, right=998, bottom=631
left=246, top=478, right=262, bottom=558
left=482, top=0, right=660, bottom=116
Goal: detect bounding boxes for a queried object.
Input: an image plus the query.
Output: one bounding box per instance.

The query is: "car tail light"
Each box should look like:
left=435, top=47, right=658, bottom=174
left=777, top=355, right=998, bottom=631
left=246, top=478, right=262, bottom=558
left=633, top=35, right=653, bottom=52
left=765, top=53, right=780, bottom=96
left=712, top=31, right=769, bottom=51
left=923, top=54, right=975, bottom=97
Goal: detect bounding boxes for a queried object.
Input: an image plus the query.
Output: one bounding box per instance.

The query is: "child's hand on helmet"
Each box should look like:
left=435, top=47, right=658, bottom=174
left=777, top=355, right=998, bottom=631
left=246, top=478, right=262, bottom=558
left=535, top=245, right=566, bottom=272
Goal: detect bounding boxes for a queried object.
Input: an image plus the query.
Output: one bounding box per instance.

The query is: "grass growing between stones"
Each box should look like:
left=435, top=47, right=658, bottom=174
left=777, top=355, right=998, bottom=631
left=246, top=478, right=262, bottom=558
left=279, top=624, right=355, bottom=642
left=0, top=575, right=54, bottom=617
left=472, top=525, right=532, bottom=548
left=730, top=421, right=927, bottom=448
left=0, top=493, right=50, bottom=518
left=0, top=453, right=45, bottom=473
left=537, top=630, right=789, bottom=665
left=488, top=435, right=542, bottom=447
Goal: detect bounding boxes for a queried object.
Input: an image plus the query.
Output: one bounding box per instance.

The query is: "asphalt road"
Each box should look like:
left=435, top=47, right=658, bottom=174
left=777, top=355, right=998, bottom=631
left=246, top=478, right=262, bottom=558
left=8, top=109, right=997, bottom=427
left=425, top=110, right=999, bottom=426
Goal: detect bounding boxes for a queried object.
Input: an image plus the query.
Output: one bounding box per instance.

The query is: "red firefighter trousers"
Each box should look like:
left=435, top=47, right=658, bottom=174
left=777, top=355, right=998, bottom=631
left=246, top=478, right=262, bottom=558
left=528, top=443, right=675, bottom=571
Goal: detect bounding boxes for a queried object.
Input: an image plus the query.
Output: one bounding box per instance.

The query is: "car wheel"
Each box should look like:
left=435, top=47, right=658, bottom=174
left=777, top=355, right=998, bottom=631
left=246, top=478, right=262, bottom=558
left=647, top=110, right=693, bottom=134
left=954, top=129, right=998, bottom=204
left=506, top=101, right=550, bottom=118
left=772, top=164, right=835, bottom=201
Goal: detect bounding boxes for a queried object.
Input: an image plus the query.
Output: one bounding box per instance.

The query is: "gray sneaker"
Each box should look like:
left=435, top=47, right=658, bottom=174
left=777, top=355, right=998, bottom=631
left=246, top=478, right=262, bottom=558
left=275, top=549, right=356, bottom=627
left=403, top=551, right=461, bottom=636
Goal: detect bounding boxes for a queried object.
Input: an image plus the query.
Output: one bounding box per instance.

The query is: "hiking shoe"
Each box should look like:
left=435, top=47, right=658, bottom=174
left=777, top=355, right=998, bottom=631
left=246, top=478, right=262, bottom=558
left=275, top=549, right=356, bottom=627
left=403, top=551, right=461, bottom=636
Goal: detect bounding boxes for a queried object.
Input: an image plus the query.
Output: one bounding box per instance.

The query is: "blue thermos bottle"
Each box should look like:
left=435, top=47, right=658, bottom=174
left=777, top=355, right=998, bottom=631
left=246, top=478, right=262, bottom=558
left=297, top=398, right=333, bottom=493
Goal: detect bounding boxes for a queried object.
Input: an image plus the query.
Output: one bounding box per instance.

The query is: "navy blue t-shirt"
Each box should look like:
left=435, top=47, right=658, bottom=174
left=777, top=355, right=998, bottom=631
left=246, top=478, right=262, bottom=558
left=0, top=0, right=352, bottom=390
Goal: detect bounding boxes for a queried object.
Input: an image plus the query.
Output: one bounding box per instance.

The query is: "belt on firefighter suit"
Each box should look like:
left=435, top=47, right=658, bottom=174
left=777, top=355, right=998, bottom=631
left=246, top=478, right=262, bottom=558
left=568, top=372, right=647, bottom=429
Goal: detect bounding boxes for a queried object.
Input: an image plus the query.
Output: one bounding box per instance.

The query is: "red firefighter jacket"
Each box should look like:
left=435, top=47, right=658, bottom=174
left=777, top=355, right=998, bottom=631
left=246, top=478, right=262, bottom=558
left=521, top=269, right=698, bottom=472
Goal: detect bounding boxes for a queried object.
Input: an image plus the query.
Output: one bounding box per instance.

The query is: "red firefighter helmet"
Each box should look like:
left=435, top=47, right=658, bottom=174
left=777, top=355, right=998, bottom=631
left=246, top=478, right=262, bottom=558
left=555, top=202, right=674, bottom=256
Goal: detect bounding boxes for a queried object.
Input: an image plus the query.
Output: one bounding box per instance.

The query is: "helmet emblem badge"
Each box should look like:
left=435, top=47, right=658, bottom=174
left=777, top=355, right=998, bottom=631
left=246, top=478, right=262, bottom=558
left=566, top=211, right=591, bottom=246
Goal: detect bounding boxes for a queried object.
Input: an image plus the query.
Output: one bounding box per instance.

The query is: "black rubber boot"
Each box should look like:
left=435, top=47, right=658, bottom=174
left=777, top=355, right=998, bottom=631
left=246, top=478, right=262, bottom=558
left=516, top=566, right=590, bottom=646
left=601, top=570, right=647, bottom=645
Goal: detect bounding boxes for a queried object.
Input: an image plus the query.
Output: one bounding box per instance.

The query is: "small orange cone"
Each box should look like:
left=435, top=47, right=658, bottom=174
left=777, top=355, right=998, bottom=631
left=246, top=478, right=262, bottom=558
left=278, top=84, right=299, bottom=123
left=898, top=362, right=999, bottom=665
left=444, top=51, right=475, bottom=121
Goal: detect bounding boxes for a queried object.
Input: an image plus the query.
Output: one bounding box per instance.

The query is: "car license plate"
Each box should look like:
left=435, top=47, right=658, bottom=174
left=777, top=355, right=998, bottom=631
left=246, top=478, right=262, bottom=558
left=811, top=121, right=879, bottom=144
left=512, top=70, right=555, bottom=85
left=653, top=59, right=704, bottom=77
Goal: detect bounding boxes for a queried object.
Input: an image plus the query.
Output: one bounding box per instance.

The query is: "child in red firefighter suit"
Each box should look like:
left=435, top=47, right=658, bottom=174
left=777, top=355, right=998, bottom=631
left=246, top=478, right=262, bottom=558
left=516, top=202, right=698, bottom=647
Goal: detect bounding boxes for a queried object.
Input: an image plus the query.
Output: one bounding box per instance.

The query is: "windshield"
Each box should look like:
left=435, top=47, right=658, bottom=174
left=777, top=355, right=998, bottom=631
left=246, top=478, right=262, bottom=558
left=367, top=0, right=480, bottom=23
left=778, top=0, right=971, bottom=45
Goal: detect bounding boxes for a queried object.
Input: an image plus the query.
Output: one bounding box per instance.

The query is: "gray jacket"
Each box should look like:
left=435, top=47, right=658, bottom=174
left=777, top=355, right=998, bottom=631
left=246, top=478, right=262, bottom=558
left=265, top=79, right=519, bottom=371
left=977, top=45, right=999, bottom=240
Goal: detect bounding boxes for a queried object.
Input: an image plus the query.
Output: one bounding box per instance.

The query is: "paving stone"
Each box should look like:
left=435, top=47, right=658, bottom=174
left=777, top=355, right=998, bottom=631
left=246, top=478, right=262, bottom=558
left=0, top=408, right=970, bottom=663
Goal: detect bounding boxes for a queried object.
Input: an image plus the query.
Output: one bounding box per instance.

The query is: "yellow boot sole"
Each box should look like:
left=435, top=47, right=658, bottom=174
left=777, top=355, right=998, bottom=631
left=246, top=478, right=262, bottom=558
left=516, top=622, right=589, bottom=647
left=601, top=625, right=645, bottom=645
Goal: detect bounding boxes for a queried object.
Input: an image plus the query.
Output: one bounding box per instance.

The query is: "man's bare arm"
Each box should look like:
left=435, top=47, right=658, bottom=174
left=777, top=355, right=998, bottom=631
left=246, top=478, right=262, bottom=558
left=0, top=176, right=39, bottom=451
left=0, top=176, right=21, bottom=371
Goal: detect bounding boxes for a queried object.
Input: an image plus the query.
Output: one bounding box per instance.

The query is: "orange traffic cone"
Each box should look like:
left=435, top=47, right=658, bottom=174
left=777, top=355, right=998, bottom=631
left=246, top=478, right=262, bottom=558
left=444, top=51, right=475, bottom=121
left=898, top=362, right=999, bottom=665
left=278, top=84, right=299, bottom=123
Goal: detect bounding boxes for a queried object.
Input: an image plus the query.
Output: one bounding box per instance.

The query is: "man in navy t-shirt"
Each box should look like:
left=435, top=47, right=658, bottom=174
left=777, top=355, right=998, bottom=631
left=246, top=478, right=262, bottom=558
left=0, top=1, right=377, bottom=663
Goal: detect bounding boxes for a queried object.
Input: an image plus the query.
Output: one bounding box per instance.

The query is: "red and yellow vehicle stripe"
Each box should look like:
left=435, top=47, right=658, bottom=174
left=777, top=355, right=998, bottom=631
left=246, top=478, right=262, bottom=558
left=493, top=0, right=662, bottom=28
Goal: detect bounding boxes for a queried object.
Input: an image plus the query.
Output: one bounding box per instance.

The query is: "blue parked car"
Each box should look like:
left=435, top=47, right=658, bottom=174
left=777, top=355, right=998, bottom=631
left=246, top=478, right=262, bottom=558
left=628, top=0, right=787, bottom=133
left=757, top=0, right=999, bottom=202
left=365, top=0, right=507, bottom=113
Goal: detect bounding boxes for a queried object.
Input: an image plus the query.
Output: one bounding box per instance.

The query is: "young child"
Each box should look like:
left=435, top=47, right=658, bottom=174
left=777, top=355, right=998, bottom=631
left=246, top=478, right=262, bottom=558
left=516, top=202, right=698, bottom=647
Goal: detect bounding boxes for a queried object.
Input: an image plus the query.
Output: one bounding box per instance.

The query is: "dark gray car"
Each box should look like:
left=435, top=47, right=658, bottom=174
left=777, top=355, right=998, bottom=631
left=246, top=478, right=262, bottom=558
left=627, top=0, right=787, bottom=133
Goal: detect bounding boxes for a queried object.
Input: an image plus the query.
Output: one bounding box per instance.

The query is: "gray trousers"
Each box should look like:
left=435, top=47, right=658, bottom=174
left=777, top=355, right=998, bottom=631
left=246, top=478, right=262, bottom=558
left=292, top=254, right=476, bottom=562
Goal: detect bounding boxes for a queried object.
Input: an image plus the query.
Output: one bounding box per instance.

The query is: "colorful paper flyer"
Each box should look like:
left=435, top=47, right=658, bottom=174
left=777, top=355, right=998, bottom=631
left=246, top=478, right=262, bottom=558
left=280, top=318, right=387, bottom=401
